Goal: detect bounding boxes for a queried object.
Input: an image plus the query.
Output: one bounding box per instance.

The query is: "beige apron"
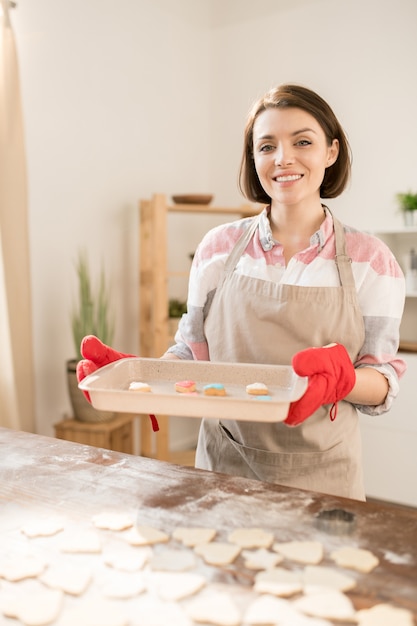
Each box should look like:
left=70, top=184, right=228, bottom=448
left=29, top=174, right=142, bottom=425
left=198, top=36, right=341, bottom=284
left=196, top=211, right=366, bottom=500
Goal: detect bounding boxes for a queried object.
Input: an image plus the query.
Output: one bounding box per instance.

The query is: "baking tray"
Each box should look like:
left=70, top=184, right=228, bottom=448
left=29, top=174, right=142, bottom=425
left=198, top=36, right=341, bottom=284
left=78, top=358, right=308, bottom=422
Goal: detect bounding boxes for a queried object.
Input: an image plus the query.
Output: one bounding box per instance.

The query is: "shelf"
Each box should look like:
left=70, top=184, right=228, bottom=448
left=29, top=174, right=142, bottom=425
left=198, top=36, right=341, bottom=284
left=168, top=203, right=259, bottom=216
left=399, top=341, right=417, bottom=353
left=138, top=193, right=258, bottom=461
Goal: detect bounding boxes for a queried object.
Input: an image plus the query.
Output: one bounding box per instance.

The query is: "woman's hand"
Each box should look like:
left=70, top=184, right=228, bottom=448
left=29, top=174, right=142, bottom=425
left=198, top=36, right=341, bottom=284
left=285, top=343, right=356, bottom=426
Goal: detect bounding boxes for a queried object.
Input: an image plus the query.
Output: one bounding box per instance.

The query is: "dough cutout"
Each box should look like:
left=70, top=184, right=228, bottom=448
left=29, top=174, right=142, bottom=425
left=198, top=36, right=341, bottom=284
left=21, top=517, right=65, bottom=538
left=356, top=603, right=414, bottom=626
left=173, top=526, right=216, bottom=547
left=185, top=590, right=241, bottom=626
left=294, top=589, right=356, bottom=621
left=242, top=547, right=284, bottom=570
left=101, top=571, right=146, bottom=599
left=302, top=564, right=356, bottom=592
left=124, top=525, right=169, bottom=546
left=272, top=540, right=324, bottom=564
left=330, top=546, right=379, bottom=572
left=153, top=571, right=206, bottom=601
left=254, top=567, right=303, bottom=597
left=0, top=555, right=47, bottom=582
left=0, top=586, right=63, bottom=626
left=150, top=548, right=196, bottom=572
left=40, top=562, right=92, bottom=595
left=244, top=594, right=331, bottom=626
left=194, top=541, right=241, bottom=566
left=104, top=545, right=152, bottom=571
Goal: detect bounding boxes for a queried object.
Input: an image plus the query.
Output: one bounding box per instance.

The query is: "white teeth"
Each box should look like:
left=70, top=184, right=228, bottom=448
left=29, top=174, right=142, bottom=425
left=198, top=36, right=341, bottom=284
left=275, top=174, right=302, bottom=182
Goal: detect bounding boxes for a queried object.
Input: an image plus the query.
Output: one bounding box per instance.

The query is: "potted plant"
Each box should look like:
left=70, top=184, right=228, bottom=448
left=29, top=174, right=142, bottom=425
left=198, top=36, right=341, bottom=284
left=67, top=251, right=116, bottom=423
left=397, top=191, right=417, bottom=227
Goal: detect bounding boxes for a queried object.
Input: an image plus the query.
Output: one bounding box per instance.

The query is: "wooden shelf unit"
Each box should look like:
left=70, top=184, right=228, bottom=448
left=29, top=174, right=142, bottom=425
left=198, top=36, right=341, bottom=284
left=138, top=193, right=258, bottom=461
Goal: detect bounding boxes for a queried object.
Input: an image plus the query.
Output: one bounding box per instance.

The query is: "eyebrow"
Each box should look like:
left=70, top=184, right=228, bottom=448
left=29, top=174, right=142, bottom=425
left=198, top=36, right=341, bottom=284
left=254, top=127, right=318, bottom=142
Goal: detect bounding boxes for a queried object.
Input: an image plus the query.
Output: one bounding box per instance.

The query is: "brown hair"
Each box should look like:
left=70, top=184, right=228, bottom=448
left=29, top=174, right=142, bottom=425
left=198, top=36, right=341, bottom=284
left=239, top=84, right=352, bottom=203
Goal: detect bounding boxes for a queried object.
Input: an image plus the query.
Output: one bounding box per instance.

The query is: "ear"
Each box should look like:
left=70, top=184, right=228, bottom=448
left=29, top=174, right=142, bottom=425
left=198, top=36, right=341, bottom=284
left=326, top=138, right=339, bottom=168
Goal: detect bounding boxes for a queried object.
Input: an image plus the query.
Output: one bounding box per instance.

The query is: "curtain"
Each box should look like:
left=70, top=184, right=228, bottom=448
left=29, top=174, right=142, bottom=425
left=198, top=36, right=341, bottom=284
left=0, top=0, right=35, bottom=431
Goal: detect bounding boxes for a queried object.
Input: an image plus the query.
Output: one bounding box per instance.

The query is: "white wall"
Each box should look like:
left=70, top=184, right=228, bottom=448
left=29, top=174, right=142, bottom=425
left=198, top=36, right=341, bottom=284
left=208, top=0, right=417, bottom=231
left=13, top=0, right=213, bottom=438
left=11, top=0, right=417, bottom=503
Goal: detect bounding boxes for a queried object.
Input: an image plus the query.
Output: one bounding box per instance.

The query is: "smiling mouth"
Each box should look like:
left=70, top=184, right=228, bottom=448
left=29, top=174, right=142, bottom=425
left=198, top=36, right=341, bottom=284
left=274, top=174, right=303, bottom=183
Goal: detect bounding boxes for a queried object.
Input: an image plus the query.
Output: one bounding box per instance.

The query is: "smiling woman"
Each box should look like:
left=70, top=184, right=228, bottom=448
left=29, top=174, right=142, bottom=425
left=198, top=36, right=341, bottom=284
left=77, top=83, right=406, bottom=503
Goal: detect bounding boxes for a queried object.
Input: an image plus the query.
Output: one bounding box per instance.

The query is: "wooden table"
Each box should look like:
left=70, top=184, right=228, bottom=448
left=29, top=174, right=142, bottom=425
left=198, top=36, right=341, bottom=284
left=0, top=427, right=416, bottom=625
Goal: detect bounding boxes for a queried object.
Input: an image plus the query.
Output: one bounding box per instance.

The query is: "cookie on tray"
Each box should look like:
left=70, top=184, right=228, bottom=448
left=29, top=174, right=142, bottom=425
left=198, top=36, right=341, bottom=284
left=203, top=383, right=226, bottom=396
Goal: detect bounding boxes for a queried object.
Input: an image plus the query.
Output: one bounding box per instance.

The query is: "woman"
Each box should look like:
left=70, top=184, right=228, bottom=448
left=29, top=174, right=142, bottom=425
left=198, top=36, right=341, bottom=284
left=78, top=84, right=406, bottom=500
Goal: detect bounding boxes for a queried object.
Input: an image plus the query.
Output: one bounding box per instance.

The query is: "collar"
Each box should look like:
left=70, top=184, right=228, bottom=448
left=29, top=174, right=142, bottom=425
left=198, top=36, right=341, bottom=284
left=258, top=205, right=333, bottom=253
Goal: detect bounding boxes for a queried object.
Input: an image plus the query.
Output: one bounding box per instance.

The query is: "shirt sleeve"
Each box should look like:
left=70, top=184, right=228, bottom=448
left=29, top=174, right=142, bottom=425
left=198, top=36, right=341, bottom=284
left=346, top=228, right=407, bottom=415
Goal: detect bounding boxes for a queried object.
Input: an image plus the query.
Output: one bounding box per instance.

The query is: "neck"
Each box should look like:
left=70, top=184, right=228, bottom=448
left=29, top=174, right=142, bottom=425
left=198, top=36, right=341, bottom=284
left=269, top=201, right=326, bottom=240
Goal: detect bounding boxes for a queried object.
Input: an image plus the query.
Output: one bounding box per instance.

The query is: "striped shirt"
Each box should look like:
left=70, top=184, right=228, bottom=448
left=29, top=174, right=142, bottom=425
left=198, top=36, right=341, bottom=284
left=167, top=207, right=406, bottom=415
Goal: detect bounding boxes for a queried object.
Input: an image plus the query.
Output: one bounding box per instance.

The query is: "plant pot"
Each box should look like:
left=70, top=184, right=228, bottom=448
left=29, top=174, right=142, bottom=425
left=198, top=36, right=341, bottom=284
left=66, top=359, right=116, bottom=423
left=403, top=210, right=417, bottom=227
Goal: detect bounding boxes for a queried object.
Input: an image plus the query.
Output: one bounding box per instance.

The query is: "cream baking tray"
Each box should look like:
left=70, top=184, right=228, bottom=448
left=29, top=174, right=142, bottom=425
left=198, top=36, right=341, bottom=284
left=79, top=358, right=308, bottom=422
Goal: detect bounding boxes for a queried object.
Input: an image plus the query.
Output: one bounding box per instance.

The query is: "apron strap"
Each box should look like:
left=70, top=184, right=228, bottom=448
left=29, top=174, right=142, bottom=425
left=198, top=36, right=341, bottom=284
left=330, top=211, right=355, bottom=289
left=223, top=214, right=262, bottom=274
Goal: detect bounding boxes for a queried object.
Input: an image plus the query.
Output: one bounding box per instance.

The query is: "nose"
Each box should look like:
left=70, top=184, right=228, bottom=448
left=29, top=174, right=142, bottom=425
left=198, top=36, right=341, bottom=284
left=274, top=143, right=294, bottom=166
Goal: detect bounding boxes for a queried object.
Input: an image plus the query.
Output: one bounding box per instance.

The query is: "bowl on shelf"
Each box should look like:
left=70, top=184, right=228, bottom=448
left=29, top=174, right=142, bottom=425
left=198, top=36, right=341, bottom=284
left=171, top=194, right=214, bottom=205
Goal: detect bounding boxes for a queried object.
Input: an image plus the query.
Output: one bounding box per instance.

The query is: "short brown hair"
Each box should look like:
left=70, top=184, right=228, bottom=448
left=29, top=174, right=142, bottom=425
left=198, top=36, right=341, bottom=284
left=239, top=84, right=352, bottom=203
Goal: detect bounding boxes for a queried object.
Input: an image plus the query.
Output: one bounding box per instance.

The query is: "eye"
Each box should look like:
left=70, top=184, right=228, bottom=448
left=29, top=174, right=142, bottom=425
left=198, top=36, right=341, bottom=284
left=258, top=143, right=275, bottom=153
left=295, top=139, right=312, bottom=146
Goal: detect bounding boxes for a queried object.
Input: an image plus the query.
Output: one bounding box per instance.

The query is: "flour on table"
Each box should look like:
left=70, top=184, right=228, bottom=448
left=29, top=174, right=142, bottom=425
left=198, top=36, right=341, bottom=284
left=104, top=545, right=152, bottom=571
left=330, top=546, right=379, bottom=572
left=124, top=525, right=170, bottom=546
left=194, top=541, right=241, bottom=566
left=150, top=548, right=196, bottom=572
left=60, top=529, right=102, bottom=553
left=92, top=511, right=134, bottom=531
left=21, top=517, right=65, bottom=538
left=0, top=555, right=47, bottom=582
left=185, top=590, right=241, bottom=626
left=0, top=586, right=63, bottom=626
left=228, top=527, right=274, bottom=549
left=58, top=598, right=129, bottom=626
left=356, top=603, right=414, bottom=626
left=173, top=526, right=216, bottom=547
left=302, top=565, right=357, bottom=592
left=40, top=562, right=92, bottom=595
left=101, top=571, right=146, bottom=599
left=152, top=571, right=206, bottom=601
left=242, top=547, right=284, bottom=570
left=254, top=567, right=303, bottom=597
left=272, top=540, right=324, bottom=564
left=294, top=589, right=357, bottom=621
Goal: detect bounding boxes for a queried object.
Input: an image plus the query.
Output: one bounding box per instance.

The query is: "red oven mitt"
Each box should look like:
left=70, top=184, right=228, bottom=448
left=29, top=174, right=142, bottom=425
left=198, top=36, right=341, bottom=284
left=76, top=335, right=159, bottom=432
left=285, top=343, right=356, bottom=427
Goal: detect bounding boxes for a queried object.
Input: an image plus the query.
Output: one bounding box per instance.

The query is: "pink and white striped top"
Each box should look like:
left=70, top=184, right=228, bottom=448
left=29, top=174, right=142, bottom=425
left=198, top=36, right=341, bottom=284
left=167, top=207, right=406, bottom=415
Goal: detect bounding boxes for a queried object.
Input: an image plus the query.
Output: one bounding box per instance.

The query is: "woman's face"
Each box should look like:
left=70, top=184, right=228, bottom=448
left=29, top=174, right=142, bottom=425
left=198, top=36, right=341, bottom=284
left=252, top=107, right=339, bottom=209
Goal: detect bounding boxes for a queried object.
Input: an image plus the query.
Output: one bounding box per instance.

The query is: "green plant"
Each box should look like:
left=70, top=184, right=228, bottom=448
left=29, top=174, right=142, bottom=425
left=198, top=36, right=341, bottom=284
left=71, top=251, right=114, bottom=361
left=397, top=191, right=417, bottom=213
left=168, top=298, right=187, bottom=318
